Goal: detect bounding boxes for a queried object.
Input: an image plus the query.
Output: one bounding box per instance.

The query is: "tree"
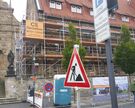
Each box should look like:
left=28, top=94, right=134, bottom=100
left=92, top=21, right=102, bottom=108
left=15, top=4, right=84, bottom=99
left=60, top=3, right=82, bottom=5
left=62, top=23, right=86, bottom=70
left=114, top=25, right=135, bottom=75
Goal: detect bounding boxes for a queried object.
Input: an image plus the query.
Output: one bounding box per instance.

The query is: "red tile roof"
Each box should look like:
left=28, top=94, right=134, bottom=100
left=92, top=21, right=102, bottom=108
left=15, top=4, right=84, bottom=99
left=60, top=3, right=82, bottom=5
left=116, top=0, right=135, bottom=17
left=40, top=0, right=93, bottom=22
left=39, top=0, right=135, bottom=28
left=66, top=0, right=82, bottom=6
left=82, top=0, right=92, bottom=8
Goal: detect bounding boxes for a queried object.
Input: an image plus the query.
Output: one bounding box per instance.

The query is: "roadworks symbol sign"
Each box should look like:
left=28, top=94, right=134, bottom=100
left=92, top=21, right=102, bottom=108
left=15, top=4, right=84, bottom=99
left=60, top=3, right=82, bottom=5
left=64, top=48, right=91, bottom=88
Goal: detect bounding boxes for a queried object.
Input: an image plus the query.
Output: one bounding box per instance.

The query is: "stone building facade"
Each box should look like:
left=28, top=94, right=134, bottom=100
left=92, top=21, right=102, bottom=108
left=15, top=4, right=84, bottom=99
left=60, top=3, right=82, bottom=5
left=0, top=0, right=19, bottom=98
left=0, top=0, right=19, bottom=78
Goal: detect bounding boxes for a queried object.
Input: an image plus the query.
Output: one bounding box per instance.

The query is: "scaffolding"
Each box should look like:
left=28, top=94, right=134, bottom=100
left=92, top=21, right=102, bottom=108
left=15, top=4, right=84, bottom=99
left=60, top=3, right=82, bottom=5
left=14, top=22, right=26, bottom=78
left=14, top=11, right=131, bottom=79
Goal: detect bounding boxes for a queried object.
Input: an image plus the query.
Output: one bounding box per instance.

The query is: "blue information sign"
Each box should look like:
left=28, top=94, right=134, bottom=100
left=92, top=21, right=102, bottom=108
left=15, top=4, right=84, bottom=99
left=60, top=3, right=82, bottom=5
left=96, top=0, right=103, bottom=7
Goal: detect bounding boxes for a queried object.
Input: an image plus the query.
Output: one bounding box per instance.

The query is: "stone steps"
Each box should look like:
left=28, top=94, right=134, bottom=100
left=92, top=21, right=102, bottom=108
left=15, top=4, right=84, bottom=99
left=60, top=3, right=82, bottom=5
left=0, top=97, right=22, bottom=104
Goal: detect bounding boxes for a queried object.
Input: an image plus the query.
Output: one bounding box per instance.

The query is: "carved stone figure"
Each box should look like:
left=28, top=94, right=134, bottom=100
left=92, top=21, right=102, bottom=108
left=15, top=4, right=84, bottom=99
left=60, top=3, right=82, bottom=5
left=7, top=50, right=14, bottom=66
left=6, top=50, right=15, bottom=77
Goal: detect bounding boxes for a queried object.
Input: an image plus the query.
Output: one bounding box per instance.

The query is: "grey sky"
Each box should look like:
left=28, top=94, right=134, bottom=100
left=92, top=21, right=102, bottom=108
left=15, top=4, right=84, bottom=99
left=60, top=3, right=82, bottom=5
left=3, top=0, right=27, bottom=22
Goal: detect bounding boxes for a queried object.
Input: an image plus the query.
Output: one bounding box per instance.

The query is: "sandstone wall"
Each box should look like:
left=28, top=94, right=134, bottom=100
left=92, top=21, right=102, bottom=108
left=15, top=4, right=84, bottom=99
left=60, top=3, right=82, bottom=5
left=5, top=77, right=27, bottom=100
left=0, top=1, right=19, bottom=78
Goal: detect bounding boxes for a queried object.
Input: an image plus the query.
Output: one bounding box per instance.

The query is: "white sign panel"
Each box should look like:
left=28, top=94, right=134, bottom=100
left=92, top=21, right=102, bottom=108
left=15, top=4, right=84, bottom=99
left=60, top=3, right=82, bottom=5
left=27, top=91, right=43, bottom=108
left=67, top=55, right=85, bottom=83
left=93, top=0, right=111, bottom=43
left=92, top=76, right=128, bottom=96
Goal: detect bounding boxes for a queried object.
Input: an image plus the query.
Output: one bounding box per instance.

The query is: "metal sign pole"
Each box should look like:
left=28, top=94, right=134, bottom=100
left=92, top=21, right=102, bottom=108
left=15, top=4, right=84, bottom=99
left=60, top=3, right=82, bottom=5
left=74, top=45, right=81, bottom=108
left=76, top=88, right=80, bottom=108
left=32, top=46, right=36, bottom=108
left=105, top=39, right=118, bottom=108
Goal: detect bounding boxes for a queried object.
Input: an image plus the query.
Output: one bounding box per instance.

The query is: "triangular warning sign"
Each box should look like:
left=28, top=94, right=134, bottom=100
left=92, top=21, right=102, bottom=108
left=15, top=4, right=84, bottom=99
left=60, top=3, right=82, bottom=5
left=64, top=48, right=91, bottom=88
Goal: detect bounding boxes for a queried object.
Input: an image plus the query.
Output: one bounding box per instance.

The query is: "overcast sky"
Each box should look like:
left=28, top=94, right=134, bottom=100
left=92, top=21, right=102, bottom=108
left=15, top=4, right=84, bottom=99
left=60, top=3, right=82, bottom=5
left=3, top=0, right=27, bottom=22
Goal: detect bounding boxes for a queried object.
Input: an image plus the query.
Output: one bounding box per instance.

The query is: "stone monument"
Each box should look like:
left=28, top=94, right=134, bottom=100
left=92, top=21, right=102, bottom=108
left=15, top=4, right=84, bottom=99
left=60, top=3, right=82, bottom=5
left=6, top=50, right=15, bottom=77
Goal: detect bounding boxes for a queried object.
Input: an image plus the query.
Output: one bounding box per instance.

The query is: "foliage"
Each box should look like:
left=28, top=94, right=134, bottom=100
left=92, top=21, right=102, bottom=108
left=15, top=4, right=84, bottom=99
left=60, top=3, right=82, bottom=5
left=62, top=23, right=86, bottom=70
left=130, top=82, right=135, bottom=92
left=114, top=25, right=135, bottom=75
left=120, top=25, right=131, bottom=42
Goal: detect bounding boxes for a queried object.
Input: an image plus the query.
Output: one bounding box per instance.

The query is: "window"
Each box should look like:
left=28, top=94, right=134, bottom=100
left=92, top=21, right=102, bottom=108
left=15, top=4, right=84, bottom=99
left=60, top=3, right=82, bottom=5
left=90, top=9, right=94, bottom=16
left=76, top=6, right=82, bottom=13
left=49, top=1, right=62, bottom=10
left=109, top=14, right=115, bottom=19
left=56, top=2, right=62, bottom=9
left=71, top=5, right=76, bottom=12
left=50, top=1, right=55, bottom=8
left=71, top=5, right=82, bottom=14
left=121, top=16, right=129, bottom=22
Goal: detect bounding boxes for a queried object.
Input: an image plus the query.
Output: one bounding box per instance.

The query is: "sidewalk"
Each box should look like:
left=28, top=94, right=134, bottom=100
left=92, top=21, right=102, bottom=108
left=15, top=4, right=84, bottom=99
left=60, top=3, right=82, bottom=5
left=45, top=97, right=135, bottom=108
left=88, top=102, right=135, bottom=108
left=0, top=100, right=134, bottom=108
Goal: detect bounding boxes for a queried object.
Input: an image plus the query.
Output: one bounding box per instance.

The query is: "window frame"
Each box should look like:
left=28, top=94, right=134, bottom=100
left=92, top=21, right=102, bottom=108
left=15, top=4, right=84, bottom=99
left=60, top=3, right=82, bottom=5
left=49, top=0, right=62, bottom=10
left=121, top=16, right=129, bottom=22
left=71, top=5, right=82, bottom=14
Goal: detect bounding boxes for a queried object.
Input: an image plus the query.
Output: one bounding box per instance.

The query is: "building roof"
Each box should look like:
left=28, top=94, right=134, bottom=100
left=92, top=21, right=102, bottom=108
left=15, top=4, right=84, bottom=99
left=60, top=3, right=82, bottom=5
left=116, top=0, right=135, bottom=17
left=39, top=0, right=135, bottom=28
left=65, top=0, right=82, bottom=6
left=40, top=0, right=93, bottom=22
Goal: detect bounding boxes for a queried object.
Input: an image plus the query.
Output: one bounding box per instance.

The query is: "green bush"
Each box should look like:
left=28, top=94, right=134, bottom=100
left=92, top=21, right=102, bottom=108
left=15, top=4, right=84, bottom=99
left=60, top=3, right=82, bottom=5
left=130, top=83, right=135, bottom=92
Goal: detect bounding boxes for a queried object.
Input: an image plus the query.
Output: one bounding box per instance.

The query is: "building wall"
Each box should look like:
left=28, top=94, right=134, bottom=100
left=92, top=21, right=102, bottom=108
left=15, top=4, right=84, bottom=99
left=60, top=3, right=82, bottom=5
left=24, top=0, right=135, bottom=77
left=5, top=77, right=27, bottom=100
left=0, top=1, right=19, bottom=79
left=26, top=0, right=38, bottom=20
left=0, top=1, right=19, bottom=98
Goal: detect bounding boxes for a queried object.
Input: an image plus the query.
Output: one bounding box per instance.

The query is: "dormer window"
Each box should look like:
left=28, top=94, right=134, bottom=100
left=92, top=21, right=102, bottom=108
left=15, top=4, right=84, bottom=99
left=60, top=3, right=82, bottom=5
left=71, top=5, right=76, bottom=12
left=50, top=1, right=55, bottom=8
left=121, top=16, right=129, bottom=22
left=50, top=0, right=62, bottom=10
left=71, top=5, right=82, bottom=14
left=56, top=2, right=62, bottom=9
left=90, top=9, right=94, bottom=16
left=76, top=6, right=82, bottom=13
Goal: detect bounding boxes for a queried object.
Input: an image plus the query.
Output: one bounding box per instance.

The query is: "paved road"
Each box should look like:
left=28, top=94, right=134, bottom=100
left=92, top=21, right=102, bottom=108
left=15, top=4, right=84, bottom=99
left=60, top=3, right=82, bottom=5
left=0, top=102, right=135, bottom=108
left=0, top=103, right=31, bottom=108
left=92, top=102, right=135, bottom=108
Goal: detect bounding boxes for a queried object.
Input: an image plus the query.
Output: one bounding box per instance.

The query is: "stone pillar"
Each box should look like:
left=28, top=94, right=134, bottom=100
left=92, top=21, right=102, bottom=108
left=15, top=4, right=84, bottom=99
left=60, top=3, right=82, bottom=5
left=5, top=77, right=27, bottom=100
left=0, top=54, right=8, bottom=78
left=5, top=77, right=17, bottom=98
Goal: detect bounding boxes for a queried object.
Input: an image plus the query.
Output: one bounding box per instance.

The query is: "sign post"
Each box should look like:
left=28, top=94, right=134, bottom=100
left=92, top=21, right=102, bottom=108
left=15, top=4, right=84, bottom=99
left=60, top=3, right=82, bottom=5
left=74, top=45, right=80, bottom=108
left=76, top=87, right=80, bottom=108
left=92, top=0, right=118, bottom=108
left=43, top=82, right=53, bottom=102
left=64, top=44, right=91, bottom=108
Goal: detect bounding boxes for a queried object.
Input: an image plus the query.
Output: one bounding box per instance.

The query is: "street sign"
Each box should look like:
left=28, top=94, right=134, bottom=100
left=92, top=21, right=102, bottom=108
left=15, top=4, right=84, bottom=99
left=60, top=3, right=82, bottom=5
left=64, top=48, right=91, bottom=88
left=44, top=83, right=53, bottom=92
left=92, top=0, right=111, bottom=43
left=93, top=1, right=118, bottom=108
